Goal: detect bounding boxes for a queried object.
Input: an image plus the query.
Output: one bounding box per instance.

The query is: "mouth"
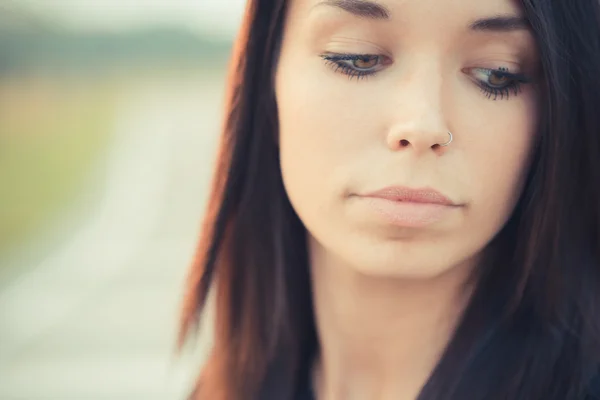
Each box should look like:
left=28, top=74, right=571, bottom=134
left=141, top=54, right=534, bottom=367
left=355, top=186, right=461, bottom=228
left=361, top=186, right=457, bottom=205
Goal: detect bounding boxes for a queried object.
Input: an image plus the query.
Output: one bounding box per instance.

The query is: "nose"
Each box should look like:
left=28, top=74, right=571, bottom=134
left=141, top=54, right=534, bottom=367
left=384, top=69, right=451, bottom=154
left=387, top=128, right=451, bottom=152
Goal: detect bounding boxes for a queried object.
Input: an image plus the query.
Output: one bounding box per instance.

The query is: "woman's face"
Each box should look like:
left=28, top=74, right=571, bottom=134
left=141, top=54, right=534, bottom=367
left=275, top=0, right=539, bottom=278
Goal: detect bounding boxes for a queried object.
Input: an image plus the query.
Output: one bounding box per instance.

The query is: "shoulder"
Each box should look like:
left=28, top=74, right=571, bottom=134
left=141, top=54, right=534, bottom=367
left=586, top=368, right=600, bottom=399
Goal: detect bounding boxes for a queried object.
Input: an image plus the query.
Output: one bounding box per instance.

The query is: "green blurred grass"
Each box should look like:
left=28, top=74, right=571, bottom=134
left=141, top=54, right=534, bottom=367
left=0, top=77, right=118, bottom=257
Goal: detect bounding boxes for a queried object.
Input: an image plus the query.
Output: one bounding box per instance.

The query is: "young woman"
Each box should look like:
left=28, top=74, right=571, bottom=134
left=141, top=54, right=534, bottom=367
left=179, top=0, right=600, bottom=399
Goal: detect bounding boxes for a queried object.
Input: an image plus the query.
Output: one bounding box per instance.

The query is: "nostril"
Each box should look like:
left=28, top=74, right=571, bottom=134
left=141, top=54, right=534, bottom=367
left=400, top=139, right=410, bottom=147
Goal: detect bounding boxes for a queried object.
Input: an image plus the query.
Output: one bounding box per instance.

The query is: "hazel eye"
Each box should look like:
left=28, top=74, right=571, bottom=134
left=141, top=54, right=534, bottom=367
left=463, top=66, right=532, bottom=100
left=353, top=55, right=379, bottom=70
left=320, top=53, right=389, bottom=80
left=487, top=68, right=512, bottom=88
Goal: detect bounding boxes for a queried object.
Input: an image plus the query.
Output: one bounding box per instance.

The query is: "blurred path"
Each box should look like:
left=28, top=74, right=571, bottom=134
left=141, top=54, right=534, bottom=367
left=0, top=74, right=225, bottom=399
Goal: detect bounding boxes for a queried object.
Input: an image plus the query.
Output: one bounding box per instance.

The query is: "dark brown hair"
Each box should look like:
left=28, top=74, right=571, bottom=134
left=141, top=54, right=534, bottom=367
left=179, top=0, right=600, bottom=399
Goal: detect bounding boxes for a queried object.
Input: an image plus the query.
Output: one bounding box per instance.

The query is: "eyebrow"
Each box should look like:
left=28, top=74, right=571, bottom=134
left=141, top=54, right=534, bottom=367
left=314, top=1, right=529, bottom=33
left=315, top=0, right=391, bottom=20
left=469, top=15, right=530, bottom=32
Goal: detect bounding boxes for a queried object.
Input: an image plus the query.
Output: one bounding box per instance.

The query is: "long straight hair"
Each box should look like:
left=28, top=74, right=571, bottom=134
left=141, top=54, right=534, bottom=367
left=179, top=0, right=600, bottom=399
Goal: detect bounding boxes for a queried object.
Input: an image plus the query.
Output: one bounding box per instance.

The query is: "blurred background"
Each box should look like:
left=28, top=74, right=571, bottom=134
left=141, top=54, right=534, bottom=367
left=0, top=0, right=245, bottom=398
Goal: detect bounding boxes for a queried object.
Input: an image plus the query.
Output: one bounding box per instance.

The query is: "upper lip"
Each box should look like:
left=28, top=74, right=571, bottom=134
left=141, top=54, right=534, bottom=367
left=361, top=186, right=457, bottom=206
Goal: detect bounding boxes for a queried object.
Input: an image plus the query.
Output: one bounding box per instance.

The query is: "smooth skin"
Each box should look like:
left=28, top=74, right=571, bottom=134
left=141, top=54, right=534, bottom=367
left=275, top=0, right=540, bottom=398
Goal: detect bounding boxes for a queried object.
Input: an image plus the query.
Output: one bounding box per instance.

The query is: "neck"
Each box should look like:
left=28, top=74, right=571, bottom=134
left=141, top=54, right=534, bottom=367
left=309, top=238, right=474, bottom=400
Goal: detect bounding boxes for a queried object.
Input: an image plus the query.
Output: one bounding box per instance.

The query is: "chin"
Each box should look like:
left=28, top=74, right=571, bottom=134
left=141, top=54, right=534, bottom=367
left=334, top=235, right=468, bottom=280
left=307, top=216, right=483, bottom=282
left=350, top=253, right=457, bottom=280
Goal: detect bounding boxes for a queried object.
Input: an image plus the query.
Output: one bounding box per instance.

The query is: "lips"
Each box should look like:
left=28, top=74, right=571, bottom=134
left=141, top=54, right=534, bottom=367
left=361, top=186, right=456, bottom=206
left=356, top=186, right=459, bottom=228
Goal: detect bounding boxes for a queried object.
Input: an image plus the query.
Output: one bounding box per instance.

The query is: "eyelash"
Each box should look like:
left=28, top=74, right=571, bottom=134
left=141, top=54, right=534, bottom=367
left=321, top=53, right=383, bottom=80
left=320, top=53, right=532, bottom=100
left=468, top=67, right=531, bottom=100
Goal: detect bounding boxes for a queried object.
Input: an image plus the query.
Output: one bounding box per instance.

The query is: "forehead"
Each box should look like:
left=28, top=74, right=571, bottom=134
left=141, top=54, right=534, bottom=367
left=287, top=0, right=524, bottom=25
left=279, top=0, right=531, bottom=51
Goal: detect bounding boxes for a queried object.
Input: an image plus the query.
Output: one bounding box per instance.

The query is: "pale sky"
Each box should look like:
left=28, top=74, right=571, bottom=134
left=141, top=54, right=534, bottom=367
left=18, top=0, right=247, bottom=37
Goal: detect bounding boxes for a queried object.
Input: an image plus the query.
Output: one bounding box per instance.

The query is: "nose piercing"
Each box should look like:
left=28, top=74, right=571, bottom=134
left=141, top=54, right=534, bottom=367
left=439, top=131, right=453, bottom=147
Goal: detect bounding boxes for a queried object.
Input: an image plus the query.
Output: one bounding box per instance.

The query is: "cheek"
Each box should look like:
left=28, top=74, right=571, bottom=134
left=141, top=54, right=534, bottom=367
left=275, top=45, right=539, bottom=274
left=276, top=57, right=386, bottom=182
left=276, top=60, right=323, bottom=217
left=461, top=97, right=538, bottom=228
left=277, top=71, right=328, bottom=185
left=275, top=58, right=364, bottom=209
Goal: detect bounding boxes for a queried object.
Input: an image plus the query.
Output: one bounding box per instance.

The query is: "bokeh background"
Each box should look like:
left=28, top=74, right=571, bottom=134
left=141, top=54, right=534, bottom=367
left=0, top=0, right=245, bottom=398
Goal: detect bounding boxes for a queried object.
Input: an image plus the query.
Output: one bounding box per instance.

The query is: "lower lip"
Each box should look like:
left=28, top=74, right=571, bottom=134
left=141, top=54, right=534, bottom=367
left=361, top=197, right=455, bottom=228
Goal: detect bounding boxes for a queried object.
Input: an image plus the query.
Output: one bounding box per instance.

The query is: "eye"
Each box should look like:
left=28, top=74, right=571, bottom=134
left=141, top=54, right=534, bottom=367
left=320, top=53, right=388, bottom=80
left=465, top=67, right=533, bottom=100
left=352, top=55, right=379, bottom=70
left=488, top=69, right=511, bottom=87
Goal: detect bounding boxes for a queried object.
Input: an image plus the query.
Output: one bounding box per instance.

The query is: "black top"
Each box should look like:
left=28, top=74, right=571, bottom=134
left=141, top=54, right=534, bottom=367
left=297, top=372, right=600, bottom=400
left=589, top=372, right=600, bottom=399
left=190, top=367, right=600, bottom=399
